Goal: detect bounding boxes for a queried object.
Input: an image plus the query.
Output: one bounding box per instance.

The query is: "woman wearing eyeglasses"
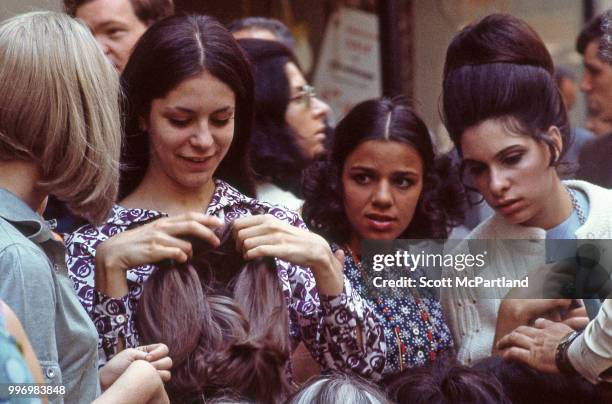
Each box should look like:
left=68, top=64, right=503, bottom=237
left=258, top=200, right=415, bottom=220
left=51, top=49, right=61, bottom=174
left=237, top=39, right=331, bottom=211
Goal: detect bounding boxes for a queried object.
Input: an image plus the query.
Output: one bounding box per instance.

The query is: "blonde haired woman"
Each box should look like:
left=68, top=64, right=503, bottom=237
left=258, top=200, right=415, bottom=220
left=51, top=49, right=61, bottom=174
left=0, top=12, right=169, bottom=403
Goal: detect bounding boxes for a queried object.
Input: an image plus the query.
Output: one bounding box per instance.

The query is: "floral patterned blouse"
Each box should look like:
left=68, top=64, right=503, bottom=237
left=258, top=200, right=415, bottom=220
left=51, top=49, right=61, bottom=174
left=342, top=251, right=453, bottom=374
left=65, top=180, right=386, bottom=378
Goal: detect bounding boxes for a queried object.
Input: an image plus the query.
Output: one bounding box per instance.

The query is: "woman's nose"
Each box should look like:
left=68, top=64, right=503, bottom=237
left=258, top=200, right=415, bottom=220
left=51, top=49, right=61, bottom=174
left=371, top=181, right=393, bottom=207
left=311, top=97, right=331, bottom=119
left=488, top=167, right=510, bottom=197
left=189, top=123, right=214, bottom=148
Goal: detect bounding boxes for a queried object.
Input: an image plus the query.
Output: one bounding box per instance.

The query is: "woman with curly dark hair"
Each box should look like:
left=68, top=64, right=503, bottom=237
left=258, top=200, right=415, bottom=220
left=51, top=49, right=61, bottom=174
left=302, top=97, right=465, bottom=374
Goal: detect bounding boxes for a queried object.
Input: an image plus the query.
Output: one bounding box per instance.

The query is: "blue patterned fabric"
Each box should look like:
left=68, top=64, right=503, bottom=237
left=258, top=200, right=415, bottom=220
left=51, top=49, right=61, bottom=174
left=342, top=252, right=453, bottom=373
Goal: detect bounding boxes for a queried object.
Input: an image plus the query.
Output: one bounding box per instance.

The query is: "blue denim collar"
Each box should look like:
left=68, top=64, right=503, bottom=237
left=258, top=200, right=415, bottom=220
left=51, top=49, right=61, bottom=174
left=0, top=187, right=51, bottom=243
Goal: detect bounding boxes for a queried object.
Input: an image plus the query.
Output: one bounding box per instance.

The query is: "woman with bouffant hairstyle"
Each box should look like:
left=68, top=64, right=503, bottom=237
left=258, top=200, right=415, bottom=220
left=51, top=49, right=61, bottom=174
left=137, top=225, right=291, bottom=403
left=441, top=14, right=612, bottom=375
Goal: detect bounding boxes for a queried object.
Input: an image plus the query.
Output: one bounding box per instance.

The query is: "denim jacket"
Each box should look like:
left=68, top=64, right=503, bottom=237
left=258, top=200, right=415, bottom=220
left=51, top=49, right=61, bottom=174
left=0, top=188, right=100, bottom=403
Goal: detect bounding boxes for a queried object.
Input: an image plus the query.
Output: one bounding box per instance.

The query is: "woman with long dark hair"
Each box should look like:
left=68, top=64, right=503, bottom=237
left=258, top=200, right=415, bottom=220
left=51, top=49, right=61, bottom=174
left=302, top=97, right=464, bottom=373
left=440, top=14, right=612, bottom=376
left=237, top=38, right=331, bottom=210
left=66, top=14, right=385, bottom=378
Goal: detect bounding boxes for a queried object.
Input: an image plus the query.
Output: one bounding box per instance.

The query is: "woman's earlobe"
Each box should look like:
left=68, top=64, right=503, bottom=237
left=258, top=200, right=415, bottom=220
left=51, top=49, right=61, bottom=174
left=548, top=125, right=563, bottom=160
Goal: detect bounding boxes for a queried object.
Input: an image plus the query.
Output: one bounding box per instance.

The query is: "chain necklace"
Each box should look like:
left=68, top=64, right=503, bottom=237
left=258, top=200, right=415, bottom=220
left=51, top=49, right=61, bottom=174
left=344, top=245, right=439, bottom=371
left=566, top=187, right=587, bottom=226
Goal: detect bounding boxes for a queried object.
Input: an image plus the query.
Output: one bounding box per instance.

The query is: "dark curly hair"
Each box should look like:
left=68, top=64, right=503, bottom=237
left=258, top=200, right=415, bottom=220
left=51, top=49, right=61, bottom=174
left=302, top=97, right=465, bottom=244
left=383, top=357, right=512, bottom=404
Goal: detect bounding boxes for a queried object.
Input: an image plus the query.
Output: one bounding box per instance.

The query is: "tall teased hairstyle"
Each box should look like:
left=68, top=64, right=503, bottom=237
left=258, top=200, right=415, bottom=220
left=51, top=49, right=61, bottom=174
left=237, top=38, right=309, bottom=196
left=64, top=0, right=175, bottom=26
left=442, top=13, right=570, bottom=164
left=287, top=373, right=390, bottom=404
left=0, top=12, right=120, bottom=224
left=120, top=15, right=255, bottom=198
left=302, top=97, right=464, bottom=244
left=382, top=357, right=512, bottom=404
left=136, top=225, right=291, bottom=403
left=442, top=13, right=553, bottom=77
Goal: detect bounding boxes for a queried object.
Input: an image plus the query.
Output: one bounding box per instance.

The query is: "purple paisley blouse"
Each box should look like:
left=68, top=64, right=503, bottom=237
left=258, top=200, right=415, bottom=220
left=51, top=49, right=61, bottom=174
left=65, top=180, right=385, bottom=378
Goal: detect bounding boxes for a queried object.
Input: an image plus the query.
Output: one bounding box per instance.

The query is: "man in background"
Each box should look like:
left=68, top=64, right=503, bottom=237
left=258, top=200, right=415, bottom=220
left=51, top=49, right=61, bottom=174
left=64, top=0, right=174, bottom=72
left=228, top=16, right=295, bottom=50
left=576, top=11, right=612, bottom=187
left=577, top=12, right=612, bottom=130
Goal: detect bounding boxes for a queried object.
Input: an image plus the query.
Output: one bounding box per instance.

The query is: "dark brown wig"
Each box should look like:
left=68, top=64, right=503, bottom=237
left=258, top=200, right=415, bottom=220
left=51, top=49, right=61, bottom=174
left=136, top=225, right=291, bottom=403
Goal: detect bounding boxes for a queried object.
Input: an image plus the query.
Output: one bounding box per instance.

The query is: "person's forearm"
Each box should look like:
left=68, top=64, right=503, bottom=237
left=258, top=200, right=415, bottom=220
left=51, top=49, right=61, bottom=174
left=310, top=253, right=344, bottom=296
left=98, top=363, right=117, bottom=392
left=493, top=301, right=527, bottom=352
left=95, top=245, right=129, bottom=297
left=567, top=299, right=612, bottom=383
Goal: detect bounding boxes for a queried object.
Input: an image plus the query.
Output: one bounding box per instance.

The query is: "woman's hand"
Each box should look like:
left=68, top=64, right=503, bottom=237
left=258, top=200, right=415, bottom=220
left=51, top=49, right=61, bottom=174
left=232, top=215, right=345, bottom=295
left=94, top=360, right=170, bottom=404
left=95, top=212, right=223, bottom=297
left=99, top=343, right=172, bottom=391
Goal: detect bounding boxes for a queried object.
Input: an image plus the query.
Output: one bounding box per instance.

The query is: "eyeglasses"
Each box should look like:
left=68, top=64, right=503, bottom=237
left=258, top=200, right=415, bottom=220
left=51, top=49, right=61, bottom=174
left=289, top=84, right=317, bottom=108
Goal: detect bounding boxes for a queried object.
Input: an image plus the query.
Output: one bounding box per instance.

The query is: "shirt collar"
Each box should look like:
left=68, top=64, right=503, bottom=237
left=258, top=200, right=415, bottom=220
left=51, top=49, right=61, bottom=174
left=106, top=179, right=254, bottom=226
left=207, top=179, right=253, bottom=214
left=0, top=188, right=51, bottom=243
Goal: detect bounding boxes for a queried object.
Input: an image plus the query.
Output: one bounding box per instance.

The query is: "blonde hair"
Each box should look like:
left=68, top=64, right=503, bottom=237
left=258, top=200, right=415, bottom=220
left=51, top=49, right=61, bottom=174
left=0, top=11, right=120, bottom=224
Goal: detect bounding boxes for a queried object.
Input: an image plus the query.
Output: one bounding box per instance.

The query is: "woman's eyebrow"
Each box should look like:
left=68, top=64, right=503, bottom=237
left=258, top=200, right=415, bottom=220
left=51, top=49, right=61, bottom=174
left=494, top=145, right=523, bottom=159
left=463, top=145, right=522, bottom=164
